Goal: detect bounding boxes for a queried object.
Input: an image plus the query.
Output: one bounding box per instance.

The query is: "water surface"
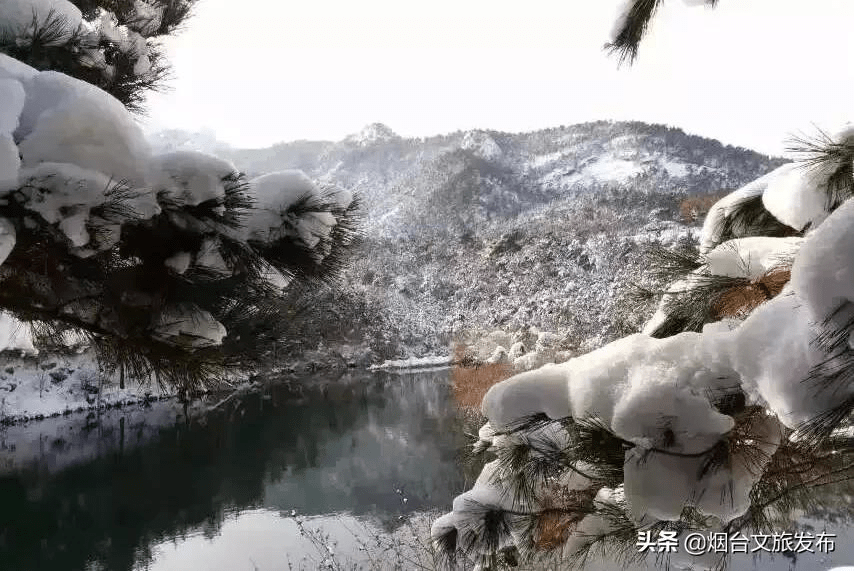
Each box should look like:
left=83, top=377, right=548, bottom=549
left=2, top=369, right=852, bottom=571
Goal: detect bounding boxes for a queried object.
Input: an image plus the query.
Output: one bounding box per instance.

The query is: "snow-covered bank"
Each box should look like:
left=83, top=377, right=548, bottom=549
left=371, top=355, right=453, bottom=371
left=370, top=326, right=581, bottom=375
left=0, top=348, right=174, bottom=424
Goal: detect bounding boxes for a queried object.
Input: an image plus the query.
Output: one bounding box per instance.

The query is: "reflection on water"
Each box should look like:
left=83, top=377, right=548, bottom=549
left=0, top=370, right=475, bottom=571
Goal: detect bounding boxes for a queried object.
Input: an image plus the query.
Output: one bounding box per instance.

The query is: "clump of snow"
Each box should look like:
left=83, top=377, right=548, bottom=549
left=791, top=198, right=854, bottom=323
left=762, top=164, right=835, bottom=232
left=0, top=75, right=25, bottom=188
left=128, top=0, right=165, bottom=34
left=259, top=262, right=291, bottom=291
left=194, top=237, right=232, bottom=276
left=481, top=363, right=570, bottom=429
left=164, top=251, right=192, bottom=274
left=0, top=78, right=25, bottom=135
left=151, top=150, right=236, bottom=206
left=82, top=8, right=155, bottom=79
left=626, top=411, right=781, bottom=522
left=17, top=71, right=152, bottom=184
left=0, top=53, right=38, bottom=83
left=17, top=162, right=111, bottom=247
left=326, top=184, right=353, bottom=209
left=0, top=133, right=19, bottom=189
left=486, top=346, right=509, bottom=364
left=0, top=312, right=35, bottom=353
left=699, top=163, right=797, bottom=253
left=152, top=307, right=227, bottom=349
left=0, top=0, right=83, bottom=40
left=246, top=170, right=343, bottom=252
left=704, top=236, right=802, bottom=279
left=643, top=236, right=801, bottom=336
left=0, top=217, right=15, bottom=266
left=251, top=170, right=317, bottom=215
left=508, top=341, right=526, bottom=360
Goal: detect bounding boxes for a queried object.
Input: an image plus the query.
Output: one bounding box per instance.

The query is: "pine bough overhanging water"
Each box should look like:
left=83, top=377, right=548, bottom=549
left=433, top=3, right=854, bottom=567
left=0, top=50, right=360, bottom=393
left=431, top=124, right=854, bottom=569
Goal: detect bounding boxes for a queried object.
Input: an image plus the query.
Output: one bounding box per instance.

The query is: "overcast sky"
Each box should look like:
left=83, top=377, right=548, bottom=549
left=142, top=0, right=854, bottom=156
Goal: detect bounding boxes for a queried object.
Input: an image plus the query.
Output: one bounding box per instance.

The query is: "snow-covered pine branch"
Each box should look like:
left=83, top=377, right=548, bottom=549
left=0, top=0, right=196, bottom=111
left=607, top=0, right=718, bottom=64
left=432, top=124, right=854, bottom=569
left=0, top=52, right=360, bottom=391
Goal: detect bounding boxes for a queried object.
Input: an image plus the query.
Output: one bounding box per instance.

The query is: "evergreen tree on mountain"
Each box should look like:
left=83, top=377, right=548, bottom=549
left=0, top=0, right=360, bottom=394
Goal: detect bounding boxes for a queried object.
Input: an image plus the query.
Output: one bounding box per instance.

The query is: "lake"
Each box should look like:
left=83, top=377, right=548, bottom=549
left=1, top=369, right=852, bottom=571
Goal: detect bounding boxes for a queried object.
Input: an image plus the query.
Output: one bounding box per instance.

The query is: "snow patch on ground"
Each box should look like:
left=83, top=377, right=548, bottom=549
left=584, top=157, right=644, bottom=181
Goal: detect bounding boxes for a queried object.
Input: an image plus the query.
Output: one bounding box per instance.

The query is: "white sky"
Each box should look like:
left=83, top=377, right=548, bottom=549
left=143, top=0, right=854, bottom=156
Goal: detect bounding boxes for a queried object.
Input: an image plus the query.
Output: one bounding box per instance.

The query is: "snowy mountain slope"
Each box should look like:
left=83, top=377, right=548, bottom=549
left=157, top=121, right=779, bottom=234
left=149, top=122, right=784, bottom=360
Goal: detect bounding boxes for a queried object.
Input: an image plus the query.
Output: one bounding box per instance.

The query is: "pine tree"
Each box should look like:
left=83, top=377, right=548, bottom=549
left=433, top=5, right=854, bottom=569
left=0, top=2, right=361, bottom=395
left=0, top=0, right=194, bottom=112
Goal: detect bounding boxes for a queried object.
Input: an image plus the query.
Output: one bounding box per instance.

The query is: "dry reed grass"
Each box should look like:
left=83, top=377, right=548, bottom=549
left=451, top=362, right=513, bottom=409
left=451, top=343, right=513, bottom=409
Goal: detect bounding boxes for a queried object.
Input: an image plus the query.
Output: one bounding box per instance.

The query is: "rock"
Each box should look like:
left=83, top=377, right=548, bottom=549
left=40, top=362, right=57, bottom=370
left=508, top=342, right=526, bottom=360
left=4, top=366, right=13, bottom=374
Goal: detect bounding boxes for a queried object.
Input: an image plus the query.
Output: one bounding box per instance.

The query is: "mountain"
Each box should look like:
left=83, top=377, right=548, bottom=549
left=149, top=121, right=786, bottom=363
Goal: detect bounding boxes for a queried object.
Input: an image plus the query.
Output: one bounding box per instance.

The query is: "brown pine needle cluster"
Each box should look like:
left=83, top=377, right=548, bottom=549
left=713, top=267, right=791, bottom=319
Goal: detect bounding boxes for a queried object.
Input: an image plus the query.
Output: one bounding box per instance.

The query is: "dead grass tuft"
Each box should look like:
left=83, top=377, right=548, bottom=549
left=451, top=362, right=512, bottom=409
left=451, top=342, right=512, bottom=409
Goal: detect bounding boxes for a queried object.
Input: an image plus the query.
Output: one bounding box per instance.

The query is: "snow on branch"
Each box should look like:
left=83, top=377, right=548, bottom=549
left=0, top=0, right=197, bottom=111
left=434, top=123, right=854, bottom=568
left=0, top=53, right=360, bottom=391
